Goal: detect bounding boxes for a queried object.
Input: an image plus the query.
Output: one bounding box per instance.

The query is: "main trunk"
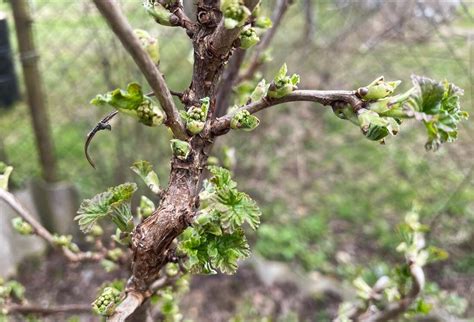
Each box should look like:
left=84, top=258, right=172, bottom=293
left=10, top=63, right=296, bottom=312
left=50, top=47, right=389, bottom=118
left=127, top=139, right=209, bottom=292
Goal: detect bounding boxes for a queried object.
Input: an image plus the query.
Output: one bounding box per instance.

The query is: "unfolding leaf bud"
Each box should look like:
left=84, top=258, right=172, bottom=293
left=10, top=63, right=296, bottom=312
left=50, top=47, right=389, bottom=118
left=52, top=234, right=79, bottom=252
left=250, top=80, right=269, bottom=102
left=165, top=263, right=179, bottom=276
left=134, top=29, right=160, bottom=65
left=11, top=217, right=33, bottom=236
left=182, top=97, right=210, bottom=135
left=144, top=1, right=174, bottom=26
left=240, top=27, right=260, bottom=49
left=220, top=0, right=251, bottom=29
left=138, top=196, right=155, bottom=219
left=186, top=120, right=205, bottom=135
left=0, top=162, right=13, bottom=191
left=92, top=287, right=121, bottom=316
left=357, top=76, right=401, bottom=101
left=357, top=108, right=390, bottom=141
left=230, top=110, right=260, bottom=131
left=267, top=64, right=300, bottom=99
left=170, top=139, right=191, bottom=160
left=255, top=16, right=273, bottom=29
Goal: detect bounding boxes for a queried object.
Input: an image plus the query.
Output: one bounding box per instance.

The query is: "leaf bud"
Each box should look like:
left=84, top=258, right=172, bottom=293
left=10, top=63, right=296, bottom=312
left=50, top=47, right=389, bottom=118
left=220, top=0, right=251, bottom=29
left=144, top=1, right=174, bottom=26
left=357, top=76, right=401, bottom=101
left=357, top=109, right=390, bottom=141
left=170, top=139, right=191, bottom=160
left=267, top=63, right=300, bottom=98
left=230, top=110, right=260, bottom=131
left=240, top=27, right=260, bottom=49
left=134, top=29, right=160, bottom=65
left=11, top=217, right=33, bottom=236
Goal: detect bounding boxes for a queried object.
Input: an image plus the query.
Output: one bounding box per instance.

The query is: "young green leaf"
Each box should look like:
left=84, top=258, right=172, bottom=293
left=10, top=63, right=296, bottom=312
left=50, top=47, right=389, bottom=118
left=130, top=160, right=160, bottom=194
left=408, top=76, right=468, bottom=150
left=75, top=183, right=137, bottom=233
left=137, top=195, right=155, bottom=219
left=91, top=83, right=164, bottom=127
left=216, top=189, right=261, bottom=231
left=250, top=79, right=269, bottom=102
left=0, top=162, right=13, bottom=191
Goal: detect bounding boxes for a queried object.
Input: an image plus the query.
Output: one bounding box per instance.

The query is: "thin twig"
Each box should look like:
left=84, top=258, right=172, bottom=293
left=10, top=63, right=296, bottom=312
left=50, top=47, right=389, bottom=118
left=92, top=0, right=187, bottom=140
left=212, top=89, right=363, bottom=135
left=236, top=0, right=293, bottom=83
left=0, top=189, right=102, bottom=262
left=110, top=270, right=186, bottom=322
left=360, top=262, right=424, bottom=322
left=214, top=48, right=247, bottom=118
left=5, top=303, right=91, bottom=316
left=209, top=0, right=261, bottom=57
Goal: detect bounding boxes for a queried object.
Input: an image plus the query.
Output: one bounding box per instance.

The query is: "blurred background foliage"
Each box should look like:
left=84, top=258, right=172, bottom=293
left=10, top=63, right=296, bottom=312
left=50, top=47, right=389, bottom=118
left=0, top=0, right=473, bottom=319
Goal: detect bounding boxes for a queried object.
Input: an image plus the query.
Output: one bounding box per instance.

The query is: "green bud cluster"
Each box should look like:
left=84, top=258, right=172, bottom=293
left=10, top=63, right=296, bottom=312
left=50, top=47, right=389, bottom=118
left=181, top=97, right=210, bottom=135
left=11, top=217, right=33, bottom=236
left=268, top=63, right=300, bottom=99
left=134, top=29, right=160, bottom=65
left=239, top=27, right=259, bottom=49
left=92, top=287, right=122, bottom=316
left=170, top=139, right=191, bottom=161
left=230, top=110, right=260, bottom=131
left=136, top=100, right=164, bottom=127
left=52, top=234, right=80, bottom=253
left=220, top=0, right=251, bottom=29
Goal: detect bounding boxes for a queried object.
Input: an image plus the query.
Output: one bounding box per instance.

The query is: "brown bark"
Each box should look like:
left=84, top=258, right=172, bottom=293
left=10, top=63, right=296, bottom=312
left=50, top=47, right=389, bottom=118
left=128, top=142, right=208, bottom=292
left=93, top=1, right=275, bottom=320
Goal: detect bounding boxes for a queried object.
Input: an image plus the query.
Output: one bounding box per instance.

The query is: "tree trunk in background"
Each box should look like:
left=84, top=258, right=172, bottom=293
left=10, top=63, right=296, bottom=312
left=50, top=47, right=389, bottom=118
left=10, top=0, right=58, bottom=183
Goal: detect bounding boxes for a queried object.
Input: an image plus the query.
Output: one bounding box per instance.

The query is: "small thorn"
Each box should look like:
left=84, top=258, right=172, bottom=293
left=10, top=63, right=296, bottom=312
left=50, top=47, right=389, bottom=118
left=84, top=111, right=118, bottom=169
